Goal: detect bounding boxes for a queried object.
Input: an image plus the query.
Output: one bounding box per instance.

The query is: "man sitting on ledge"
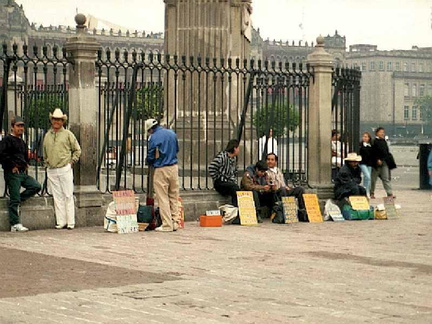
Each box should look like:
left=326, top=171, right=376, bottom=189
left=334, top=152, right=366, bottom=201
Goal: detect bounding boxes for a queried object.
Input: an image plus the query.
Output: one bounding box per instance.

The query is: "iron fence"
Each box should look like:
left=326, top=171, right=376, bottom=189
left=96, top=50, right=313, bottom=192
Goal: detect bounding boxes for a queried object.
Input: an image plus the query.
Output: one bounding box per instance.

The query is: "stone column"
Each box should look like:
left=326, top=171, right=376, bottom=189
left=306, top=36, right=334, bottom=199
left=65, top=14, right=103, bottom=226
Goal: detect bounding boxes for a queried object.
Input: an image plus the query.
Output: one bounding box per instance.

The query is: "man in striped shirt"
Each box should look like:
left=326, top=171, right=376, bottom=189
left=209, top=139, right=240, bottom=206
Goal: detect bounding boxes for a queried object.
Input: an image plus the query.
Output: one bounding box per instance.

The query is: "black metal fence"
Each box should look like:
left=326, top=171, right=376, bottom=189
left=95, top=50, right=313, bottom=192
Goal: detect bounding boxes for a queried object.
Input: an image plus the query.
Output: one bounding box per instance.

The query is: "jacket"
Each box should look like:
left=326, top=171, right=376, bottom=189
left=372, top=137, right=390, bottom=165
left=0, top=134, right=29, bottom=172
left=334, top=164, right=362, bottom=200
left=241, top=165, right=268, bottom=191
left=266, top=167, right=286, bottom=190
left=209, top=151, right=237, bottom=183
left=43, top=127, right=81, bottom=168
left=358, top=142, right=374, bottom=167
left=146, top=126, right=179, bottom=168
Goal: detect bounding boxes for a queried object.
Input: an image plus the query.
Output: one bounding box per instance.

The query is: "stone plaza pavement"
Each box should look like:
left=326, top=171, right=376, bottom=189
left=0, top=162, right=431, bottom=323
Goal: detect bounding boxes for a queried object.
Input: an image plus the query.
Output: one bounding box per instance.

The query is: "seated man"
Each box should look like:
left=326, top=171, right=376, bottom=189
left=209, top=139, right=240, bottom=206
left=334, top=152, right=367, bottom=200
left=265, top=153, right=308, bottom=222
left=241, top=160, right=277, bottom=220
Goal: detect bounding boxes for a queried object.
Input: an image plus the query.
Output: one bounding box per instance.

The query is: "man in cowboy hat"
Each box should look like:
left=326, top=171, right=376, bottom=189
left=145, top=119, right=180, bottom=232
left=0, top=116, right=42, bottom=231
left=43, top=108, right=81, bottom=229
left=334, top=152, right=366, bottom=200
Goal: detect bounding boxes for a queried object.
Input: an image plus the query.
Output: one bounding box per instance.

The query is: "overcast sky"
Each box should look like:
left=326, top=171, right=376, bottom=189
left=15, top=0, right=432, bottom=50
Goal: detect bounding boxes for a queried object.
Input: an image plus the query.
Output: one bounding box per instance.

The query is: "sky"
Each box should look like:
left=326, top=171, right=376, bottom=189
left=15, top=0, right=432, bottom=50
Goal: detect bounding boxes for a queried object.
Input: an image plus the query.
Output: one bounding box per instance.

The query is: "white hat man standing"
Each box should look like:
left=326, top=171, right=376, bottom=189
left=43, top=109, right=81, bottom=229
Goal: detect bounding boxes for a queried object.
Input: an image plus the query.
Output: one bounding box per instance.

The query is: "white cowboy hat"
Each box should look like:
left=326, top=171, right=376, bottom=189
left=49, top=108, right=68, bottom=121
left=144, top=118, right=158, bottom=132
left=344, top=152, right=362, bottom=162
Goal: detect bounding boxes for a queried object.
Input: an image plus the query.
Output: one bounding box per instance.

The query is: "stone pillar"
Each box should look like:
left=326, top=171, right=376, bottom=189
left=306, top=36, right=334, bottom=199
left=65, top=14, right=104, bottom=226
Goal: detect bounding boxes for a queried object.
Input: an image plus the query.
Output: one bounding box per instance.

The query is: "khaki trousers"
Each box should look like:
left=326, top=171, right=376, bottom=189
left=154, top=164, right=180, bottom=230
left=370, top=161, right=392, bottom=196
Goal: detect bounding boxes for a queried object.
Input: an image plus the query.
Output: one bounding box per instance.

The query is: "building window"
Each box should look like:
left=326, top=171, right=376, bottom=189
left=419, top=63, right=424, bottom=72
left=404, top=62, right=409, bottom=72
left=404, top=106, right=409, bottom=120
left=412, top=106, right=417, bottom=120
left=412, top=84, right=417, bottom=97
left=387, top=62, right=392, bottom=71
left=428, top=84, right=432, bottom=95
left=404, top=83, right=410, bottom=97
left=411, top=63, right=416, bottom=72
left=370, top=61, right=375, bottom=71
left=361, top=62, right=366, bottom=71
left=420, top=84, right=425, bottom=97
left=395, top=62, right=400, bottom=71
left=420, top=107, right=424, bottom=120
left=379, top=61, right=384, bottom=71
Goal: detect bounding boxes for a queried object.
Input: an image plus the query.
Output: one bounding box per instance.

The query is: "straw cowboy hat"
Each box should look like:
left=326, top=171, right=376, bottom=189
left=344, top=152, right=362, bottom=162
left=49, top=108, right=68, bottom=121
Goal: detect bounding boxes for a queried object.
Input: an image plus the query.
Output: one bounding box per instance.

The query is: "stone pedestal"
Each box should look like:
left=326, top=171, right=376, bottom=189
left=307, top=36, right=334, bottom=199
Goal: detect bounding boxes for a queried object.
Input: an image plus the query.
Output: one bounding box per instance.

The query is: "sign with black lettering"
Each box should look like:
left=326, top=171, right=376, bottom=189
left=303, top=193, right=323, bottom=223
left=237, top=191, right=258, bottom=225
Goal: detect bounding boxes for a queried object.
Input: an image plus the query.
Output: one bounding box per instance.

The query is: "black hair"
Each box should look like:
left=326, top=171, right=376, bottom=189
left=266, top=152, right=278, bottom=162
left=225, top=139, right=240, bottom=153
left=375, top=127, right=385, bottom=135
left=331, top=129, right=340, bottom=138
left=255, top=160, right=268, bottom=171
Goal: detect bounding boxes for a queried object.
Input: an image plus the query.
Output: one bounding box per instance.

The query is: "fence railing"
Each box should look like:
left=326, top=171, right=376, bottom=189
left=95, top=50, right=313, bottom=192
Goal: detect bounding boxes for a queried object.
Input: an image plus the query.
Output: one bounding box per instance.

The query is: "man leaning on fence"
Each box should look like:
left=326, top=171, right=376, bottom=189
left=0, top=117, right=41, bottom=232
left=209, top=139, right=241, bottom=206
left=43, top=109, right=81, bottom=230
left=145, top=119, right=180, bottom=232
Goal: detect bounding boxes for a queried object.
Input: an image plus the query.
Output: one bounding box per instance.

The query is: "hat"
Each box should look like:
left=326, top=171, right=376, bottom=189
left=49, top=108, right=68, bottom=121
left=11, top=116, right=25, bottom=126
left=255, top=160, right=269, bottom=171
left=144, top=118, right=158, bottom=132
left=344, top=152, right=362, bottom=162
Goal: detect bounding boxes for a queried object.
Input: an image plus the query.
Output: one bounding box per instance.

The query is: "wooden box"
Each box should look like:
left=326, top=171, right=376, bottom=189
left=200, top=215, right=222, bottom=227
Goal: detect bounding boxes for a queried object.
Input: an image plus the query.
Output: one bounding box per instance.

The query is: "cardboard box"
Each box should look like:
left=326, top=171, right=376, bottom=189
left=200, top=215, right=222, bottom=227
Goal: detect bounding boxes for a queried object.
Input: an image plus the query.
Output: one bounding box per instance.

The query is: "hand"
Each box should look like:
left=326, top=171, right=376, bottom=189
left=12, top=167, right=19, bottom=173
left=286, top=186, right=291, bottom=191
left=429, top=170, right=432, bottom=176
left=377, top=159, right=383, bottom=166
left=271, top=185, right=278, bottom=191
left=263, top=185, right=270, bottom=191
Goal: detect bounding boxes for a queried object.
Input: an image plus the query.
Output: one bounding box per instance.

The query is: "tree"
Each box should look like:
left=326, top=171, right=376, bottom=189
left=135, top=84, right=164, bottom=120
left=253, top=103, right=300, bottom=138
left=24, top=95, right=67, bottom=130
left=415, top=96, right=432, bottom=126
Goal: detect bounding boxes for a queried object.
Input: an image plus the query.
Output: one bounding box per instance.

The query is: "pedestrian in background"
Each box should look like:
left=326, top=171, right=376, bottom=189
left=0, top=117, right=41, bottom=232
left=43, top=109, right=81, bottom=230
left=258, top=128, right=278, bottom=159
left=209, top=139, right=240, bottom=206
left=145, top=119, right=180, bottom=232
left=358, top=131, right=374, bottom=197
left=370, top=127, right=396, bottom=199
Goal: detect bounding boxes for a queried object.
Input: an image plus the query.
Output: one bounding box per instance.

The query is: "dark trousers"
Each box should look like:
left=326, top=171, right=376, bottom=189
left=335, top=185, right=367, bottom=201
left=279, top=186, right=306, bottom=210
left=252, top=191, right=277, bottom=218
left=214, top=179, right=240, bottom=207
left=4, top=170, right=41, bottom=225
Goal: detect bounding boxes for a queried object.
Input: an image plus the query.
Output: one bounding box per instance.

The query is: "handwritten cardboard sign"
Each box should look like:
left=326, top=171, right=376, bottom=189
left=302, top=193, right=323, bottom=223
left=349, top=196, right=370, bottom=210
left=237, top=191, right=258, bottom=225
left=383, top=196, right=398, bottom=219
left=112, top=190, right=138, bottom=234
left=282, top=196, right=298, bottom=223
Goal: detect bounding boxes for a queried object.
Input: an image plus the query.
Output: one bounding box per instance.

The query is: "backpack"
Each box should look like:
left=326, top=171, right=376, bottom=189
left=271, top=202, right=285, bottom=224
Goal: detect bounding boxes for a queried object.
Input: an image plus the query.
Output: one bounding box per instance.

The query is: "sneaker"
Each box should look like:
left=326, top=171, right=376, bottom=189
left=173, top=223, right=179, bottom=231
left=11, top=224, right=29, bottom=232
left=67, top=225, right=74, bottom=230
left=55, top=225, right=67, bottom=229
left=154, top=226, right=173, bottom=232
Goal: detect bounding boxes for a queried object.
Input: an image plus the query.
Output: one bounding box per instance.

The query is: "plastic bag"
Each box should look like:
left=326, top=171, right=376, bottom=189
left=324, top=199, right=342, bottom=221
left=219, top=204, right=239, bottom=224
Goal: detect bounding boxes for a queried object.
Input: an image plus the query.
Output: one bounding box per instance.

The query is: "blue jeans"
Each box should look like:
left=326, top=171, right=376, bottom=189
left=359, top=164, right=372, bottom=195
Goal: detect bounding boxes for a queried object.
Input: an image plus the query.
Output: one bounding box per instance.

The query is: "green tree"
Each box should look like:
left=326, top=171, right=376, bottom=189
left=253, top=104, right=300, bottom=137
left=415, top=96, right=432, bottom=126
left=24, top=95, right=66, bottom=130
left=135, top=84, right=164, bottom=120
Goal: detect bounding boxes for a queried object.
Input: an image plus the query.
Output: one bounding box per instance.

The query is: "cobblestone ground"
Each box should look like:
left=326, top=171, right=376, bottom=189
left=0, top=148, right=431, bottom=323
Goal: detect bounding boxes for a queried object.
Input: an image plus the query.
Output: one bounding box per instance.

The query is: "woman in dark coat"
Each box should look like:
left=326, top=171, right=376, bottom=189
left=334, top=153, right=367, bottom=200
left=358, top=132, right=374, bottom=197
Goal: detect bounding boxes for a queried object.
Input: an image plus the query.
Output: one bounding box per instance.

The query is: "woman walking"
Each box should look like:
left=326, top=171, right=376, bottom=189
left=358, top=132, right=374, bottom=197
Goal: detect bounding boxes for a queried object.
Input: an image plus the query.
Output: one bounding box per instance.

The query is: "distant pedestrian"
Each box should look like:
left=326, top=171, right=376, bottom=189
left=43, top=109, right=81, bottom=230
left=428, top=149, right=432, bottom=187
left=145, top=119, right=180, bottom=232
left=358, top=131, right=374, bottom=197
left=0, top=117, right=41, bottom=232
left=209, top=139, right=240, bottom=206
left=334, top=153, right=366, bottom=200
left=258, top=128, right=278, bottom=159
left=370, top=127, right=396, bottom=199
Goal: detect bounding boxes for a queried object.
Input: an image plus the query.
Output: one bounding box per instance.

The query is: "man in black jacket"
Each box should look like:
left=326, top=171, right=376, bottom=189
left=0, top=117, right=41, bottom=232
left=334, top=153, right=366, bottom=200
left=370, top=127, right=395, bottom=199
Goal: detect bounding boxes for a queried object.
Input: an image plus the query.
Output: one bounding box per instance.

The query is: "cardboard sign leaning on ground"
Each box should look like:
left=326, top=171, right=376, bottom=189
left=237, top=191, right=258, bottom=225
left=349, top=196, right=370, bottom=210
left=383, top=196, right=398, bottom=219
left=281, top=196, right=299, bottom=223
left=112, top=190, right=139, bottom=234
left=302, top=193, right=323, bottom=223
